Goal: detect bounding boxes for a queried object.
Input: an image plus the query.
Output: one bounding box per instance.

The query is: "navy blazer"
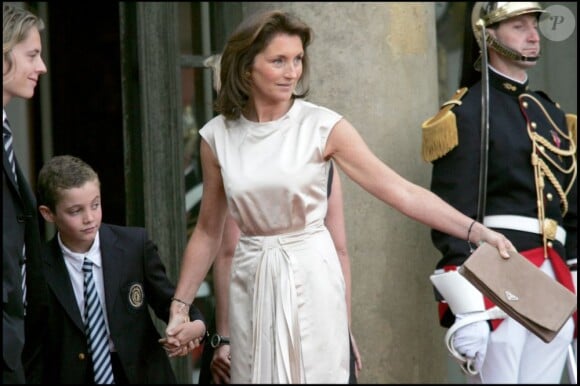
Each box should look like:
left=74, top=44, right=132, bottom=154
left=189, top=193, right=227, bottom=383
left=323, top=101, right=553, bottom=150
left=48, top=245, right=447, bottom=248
left=41, top=223, right=204, bottom=384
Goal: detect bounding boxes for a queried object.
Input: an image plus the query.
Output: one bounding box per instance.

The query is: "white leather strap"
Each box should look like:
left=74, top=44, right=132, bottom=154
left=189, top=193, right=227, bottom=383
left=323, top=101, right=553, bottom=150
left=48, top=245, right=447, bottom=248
left=445, top=307, right=507, bottom=375
left=483, top=215, right=566, bottom=244
left=430, top=270, right=485, bottom=314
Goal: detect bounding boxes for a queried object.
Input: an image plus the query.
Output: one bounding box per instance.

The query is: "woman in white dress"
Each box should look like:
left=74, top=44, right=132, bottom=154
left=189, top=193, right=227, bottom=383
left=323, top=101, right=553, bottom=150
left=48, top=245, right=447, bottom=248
left=163, top=10, right=515, bottom=384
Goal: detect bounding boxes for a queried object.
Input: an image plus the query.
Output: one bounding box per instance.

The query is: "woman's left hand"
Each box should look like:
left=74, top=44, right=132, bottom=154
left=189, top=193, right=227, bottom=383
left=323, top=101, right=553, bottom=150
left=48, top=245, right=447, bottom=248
left=473, top=222, right=516, bottom=259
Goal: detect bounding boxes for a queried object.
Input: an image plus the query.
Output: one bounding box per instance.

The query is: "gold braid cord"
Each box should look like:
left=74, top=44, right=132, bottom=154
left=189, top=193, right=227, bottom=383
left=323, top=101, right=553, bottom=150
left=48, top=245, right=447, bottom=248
left=521, top=94, right=577, bottom=256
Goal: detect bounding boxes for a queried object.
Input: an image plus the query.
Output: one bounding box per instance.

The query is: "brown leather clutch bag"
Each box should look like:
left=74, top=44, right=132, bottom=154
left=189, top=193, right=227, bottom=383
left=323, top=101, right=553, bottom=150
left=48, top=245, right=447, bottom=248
left=458, top=243, right=577, bottom=343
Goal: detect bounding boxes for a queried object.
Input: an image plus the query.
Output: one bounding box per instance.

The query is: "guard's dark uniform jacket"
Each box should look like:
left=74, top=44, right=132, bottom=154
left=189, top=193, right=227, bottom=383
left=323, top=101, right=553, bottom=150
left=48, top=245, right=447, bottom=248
left=422, top=68, right=577, bottom=328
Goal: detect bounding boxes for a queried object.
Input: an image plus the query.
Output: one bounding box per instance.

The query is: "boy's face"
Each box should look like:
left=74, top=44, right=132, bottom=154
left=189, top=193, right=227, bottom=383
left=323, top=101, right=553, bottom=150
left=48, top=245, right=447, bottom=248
left=40, top=180, right=102, bottom=253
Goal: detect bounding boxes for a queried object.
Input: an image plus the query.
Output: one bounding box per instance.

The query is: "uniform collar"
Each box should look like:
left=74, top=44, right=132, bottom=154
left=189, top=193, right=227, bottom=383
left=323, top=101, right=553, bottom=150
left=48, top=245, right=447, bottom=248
left=488, top=66, right=529, bottom=96
left=58, top=231, right=102, bottom=272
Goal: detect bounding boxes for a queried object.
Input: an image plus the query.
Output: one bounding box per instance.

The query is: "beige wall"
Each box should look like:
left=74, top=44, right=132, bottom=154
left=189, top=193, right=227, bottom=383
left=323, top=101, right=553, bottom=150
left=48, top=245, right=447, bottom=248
left=243, top=3, right=447, bottom=383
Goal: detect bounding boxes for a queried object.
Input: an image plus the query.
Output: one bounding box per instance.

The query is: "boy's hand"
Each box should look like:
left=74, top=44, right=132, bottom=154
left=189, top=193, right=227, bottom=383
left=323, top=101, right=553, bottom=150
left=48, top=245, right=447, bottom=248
left=159, top=335, right=195, bottom=357
left=211, top=345, right=232, bottom=384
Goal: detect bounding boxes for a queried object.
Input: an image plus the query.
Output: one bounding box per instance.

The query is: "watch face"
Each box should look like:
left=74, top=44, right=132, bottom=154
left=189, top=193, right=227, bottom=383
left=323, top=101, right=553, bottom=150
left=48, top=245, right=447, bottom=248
left=210, top=333, right=221, bottom=349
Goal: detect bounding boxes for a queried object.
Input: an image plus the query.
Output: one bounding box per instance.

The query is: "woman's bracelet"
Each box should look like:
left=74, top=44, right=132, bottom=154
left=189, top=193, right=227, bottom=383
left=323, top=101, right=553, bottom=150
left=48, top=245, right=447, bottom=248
left=171, top=297, right=192, bottom=314
left=467, top=220, right=478, bottom=253
left=171, top=297, right=192, bottom=307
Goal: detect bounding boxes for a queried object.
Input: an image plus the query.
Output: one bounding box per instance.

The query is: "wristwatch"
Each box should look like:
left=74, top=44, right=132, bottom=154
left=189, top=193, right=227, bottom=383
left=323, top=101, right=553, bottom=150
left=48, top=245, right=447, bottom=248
left=210, top=333, right=230, bottom=349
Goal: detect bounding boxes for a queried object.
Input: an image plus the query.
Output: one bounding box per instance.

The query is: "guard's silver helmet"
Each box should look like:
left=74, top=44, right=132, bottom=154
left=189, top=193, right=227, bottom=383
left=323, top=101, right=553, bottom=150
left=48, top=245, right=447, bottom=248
left=472, top=2, right=546, bottom=63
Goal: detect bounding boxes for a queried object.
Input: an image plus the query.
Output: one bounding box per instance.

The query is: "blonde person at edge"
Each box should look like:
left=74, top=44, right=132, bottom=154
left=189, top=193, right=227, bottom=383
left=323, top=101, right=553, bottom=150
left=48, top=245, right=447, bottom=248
left=163, top=10, right=514, bottom=384
left=207, top=163, right=362, bottom=384
left=3, top=4, right=48, bottom=384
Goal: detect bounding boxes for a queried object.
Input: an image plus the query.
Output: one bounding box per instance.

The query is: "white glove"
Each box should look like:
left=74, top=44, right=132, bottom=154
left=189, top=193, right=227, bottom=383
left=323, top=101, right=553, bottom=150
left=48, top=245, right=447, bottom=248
left=452, top=313, right=490, bottom=373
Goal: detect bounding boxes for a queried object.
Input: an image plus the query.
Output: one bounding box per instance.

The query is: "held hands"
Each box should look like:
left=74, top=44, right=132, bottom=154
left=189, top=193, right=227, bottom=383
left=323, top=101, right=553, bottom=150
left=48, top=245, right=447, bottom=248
left=160, top=319, right=207, bottom=357
left=452, top=313, right=490, bottom=373
left=160, top=299, right=207, bottom=357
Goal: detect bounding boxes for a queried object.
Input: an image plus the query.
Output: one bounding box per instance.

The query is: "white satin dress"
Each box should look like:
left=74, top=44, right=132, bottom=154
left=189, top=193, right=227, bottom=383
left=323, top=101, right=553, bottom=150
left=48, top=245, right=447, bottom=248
left=199, top=99, right=350, bottom=384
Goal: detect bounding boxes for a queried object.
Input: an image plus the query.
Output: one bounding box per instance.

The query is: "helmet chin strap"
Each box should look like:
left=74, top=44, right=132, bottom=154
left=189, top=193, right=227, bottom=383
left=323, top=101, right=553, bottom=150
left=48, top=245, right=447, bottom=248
left=486, top=34, right=540, bottom=62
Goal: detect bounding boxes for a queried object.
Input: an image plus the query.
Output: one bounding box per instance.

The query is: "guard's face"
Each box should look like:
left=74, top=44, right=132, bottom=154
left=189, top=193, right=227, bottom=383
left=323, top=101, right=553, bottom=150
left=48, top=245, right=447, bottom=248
left=490, top=14, right=540, bottom=69
left=249, top=33, right=304, bottom=107
left=3, top=27, right=47, bottom=105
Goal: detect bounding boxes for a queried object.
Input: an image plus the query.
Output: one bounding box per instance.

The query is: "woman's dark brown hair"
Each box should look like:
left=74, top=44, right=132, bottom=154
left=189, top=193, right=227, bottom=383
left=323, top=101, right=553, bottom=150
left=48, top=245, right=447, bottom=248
left=215, top=10, right=312, bottom=120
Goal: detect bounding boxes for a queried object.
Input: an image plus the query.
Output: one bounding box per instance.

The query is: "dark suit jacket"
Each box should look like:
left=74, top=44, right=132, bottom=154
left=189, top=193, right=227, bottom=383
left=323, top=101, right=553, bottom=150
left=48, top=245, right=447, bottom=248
left=41, top=223, right=204, bottom=384
left=3, top=145, right=48, bottom=384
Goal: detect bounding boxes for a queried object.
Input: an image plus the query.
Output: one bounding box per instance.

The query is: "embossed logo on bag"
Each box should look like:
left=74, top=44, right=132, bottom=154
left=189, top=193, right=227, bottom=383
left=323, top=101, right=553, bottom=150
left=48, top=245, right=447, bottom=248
left=129, top=283, right=144, bottom=308
left=505, top=290, right=519, bottom=301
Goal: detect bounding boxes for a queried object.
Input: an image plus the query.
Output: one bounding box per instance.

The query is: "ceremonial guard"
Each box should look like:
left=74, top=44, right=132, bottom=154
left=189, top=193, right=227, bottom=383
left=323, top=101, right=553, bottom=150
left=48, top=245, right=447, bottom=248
left=422, top=2, right=577, bottom=383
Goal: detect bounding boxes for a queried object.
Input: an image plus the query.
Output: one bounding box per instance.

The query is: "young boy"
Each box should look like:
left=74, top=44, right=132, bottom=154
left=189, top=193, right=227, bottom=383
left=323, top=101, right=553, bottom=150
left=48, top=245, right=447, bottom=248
left=37, top=155, right=207, bottom=384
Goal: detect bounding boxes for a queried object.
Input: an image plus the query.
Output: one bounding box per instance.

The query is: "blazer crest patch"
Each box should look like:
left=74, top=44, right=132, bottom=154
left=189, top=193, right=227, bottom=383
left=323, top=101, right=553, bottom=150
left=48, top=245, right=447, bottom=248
left=128, top=283, right=145, bottom=308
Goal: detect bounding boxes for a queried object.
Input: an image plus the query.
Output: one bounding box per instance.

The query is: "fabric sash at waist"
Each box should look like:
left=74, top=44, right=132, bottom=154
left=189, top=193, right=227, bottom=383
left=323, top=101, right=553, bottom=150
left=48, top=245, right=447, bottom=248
left=238, top=220, right=327, bottom=383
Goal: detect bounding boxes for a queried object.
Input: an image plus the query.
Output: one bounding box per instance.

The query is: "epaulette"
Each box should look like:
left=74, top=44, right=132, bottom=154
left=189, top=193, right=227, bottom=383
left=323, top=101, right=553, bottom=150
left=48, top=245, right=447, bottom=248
left=566, top=114, right=577, bottom=147
left=421, top=87, right=468, bottom=162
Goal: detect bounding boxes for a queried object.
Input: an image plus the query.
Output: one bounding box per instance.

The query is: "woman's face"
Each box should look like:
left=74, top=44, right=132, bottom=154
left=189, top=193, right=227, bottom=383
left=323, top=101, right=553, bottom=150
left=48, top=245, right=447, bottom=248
left=249, top=33, right=303, bottom=106
left=3, top=27, right=47, bottom=106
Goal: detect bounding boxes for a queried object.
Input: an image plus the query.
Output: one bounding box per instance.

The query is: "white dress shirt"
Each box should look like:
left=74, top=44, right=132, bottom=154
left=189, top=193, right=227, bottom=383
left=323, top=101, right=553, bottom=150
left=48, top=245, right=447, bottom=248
left=58, top=231, right=116, bottom=351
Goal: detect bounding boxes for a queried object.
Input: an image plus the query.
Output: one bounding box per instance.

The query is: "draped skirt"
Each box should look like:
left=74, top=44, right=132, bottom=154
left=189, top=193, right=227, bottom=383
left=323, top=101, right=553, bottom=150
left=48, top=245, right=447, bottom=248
left=228, top=222, right=350, bottom=384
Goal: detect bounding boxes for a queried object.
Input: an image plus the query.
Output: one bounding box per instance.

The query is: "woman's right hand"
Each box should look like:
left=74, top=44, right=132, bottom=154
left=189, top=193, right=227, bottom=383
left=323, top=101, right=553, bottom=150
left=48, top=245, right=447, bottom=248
left=162, top=299, right=191, bottom=355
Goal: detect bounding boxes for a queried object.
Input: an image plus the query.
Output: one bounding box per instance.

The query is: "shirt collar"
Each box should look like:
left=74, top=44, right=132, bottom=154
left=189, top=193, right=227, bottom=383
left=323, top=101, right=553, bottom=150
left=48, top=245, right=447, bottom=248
left=58, top=231, right=102, bottom=272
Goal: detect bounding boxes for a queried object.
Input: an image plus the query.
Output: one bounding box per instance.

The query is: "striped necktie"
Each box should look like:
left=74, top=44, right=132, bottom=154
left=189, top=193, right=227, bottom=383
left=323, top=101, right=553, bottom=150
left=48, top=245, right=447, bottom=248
left=4, top=118, right=26, bottom=309
left=83, top=258, right=115, bottom=384
left=3, top=118, right=17, bottom=182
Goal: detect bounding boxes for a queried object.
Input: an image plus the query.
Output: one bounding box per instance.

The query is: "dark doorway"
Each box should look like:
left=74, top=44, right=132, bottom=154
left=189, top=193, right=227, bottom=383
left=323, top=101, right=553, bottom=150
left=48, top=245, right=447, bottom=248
left=44, top=3, right=126, bottom=225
